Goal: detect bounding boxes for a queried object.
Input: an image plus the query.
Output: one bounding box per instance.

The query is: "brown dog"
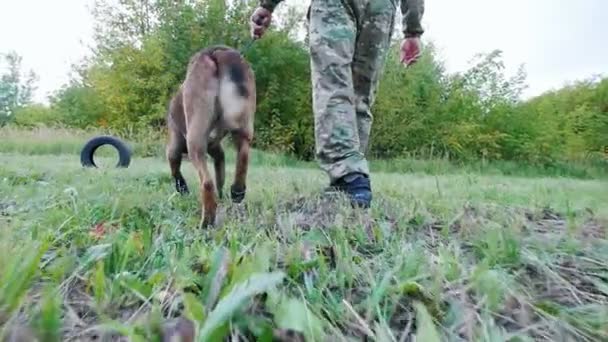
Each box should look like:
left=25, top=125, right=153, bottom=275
left=165, top=45, right=256, bottom=228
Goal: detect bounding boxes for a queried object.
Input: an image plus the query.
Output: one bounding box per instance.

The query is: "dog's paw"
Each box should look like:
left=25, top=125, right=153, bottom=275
left=199, top=217, right=213, bottom=229
left=230, top=184, right=246, bottom=203
left=176, top=177, right=189, bottom=195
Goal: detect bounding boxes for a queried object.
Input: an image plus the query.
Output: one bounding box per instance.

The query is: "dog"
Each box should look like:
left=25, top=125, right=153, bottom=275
left=165, top=45, right=256, bottom=228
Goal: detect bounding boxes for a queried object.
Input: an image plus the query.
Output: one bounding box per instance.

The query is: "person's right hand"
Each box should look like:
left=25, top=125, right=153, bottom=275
left=400, top=37, right=422, bottom=67
left=250, top=7, right=273, bottom=39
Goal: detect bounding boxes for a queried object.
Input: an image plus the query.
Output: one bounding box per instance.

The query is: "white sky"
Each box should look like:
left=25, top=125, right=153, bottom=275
left=1, top=0, right=607, bottom=103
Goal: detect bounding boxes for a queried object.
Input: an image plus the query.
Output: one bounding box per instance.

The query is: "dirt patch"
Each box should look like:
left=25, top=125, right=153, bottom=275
left=580, top=217, right=607, bottom=240
left=528, top=207, right=608, bottom=246
left=275, top=194, right=349, bottom=231
left=0, top=199, right=17, bottom=217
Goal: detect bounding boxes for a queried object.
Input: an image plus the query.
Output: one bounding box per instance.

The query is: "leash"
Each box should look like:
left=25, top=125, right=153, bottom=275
left=240, top=38, right=256, bottom=56
left=239, top=15, right=264, bottom=56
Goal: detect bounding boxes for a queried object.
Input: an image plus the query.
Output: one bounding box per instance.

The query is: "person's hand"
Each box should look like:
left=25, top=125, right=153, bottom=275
left=400, top=37, right=422, bottom=67
left=250, top=7, right=273, bottom=39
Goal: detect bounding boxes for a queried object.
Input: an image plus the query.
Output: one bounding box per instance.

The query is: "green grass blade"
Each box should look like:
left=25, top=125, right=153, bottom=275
left=414, top=301, right=441, bottom=342
left=198, top=271, right=285, bottom=341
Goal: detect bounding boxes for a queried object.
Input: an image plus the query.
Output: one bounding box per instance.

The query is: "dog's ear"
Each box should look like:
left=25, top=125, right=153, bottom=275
left=196, top=54, right=219, bottom=82
left=201, top=54, right=216, bottom=68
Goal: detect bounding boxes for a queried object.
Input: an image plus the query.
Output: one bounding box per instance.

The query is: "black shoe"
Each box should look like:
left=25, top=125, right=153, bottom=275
left=325, top=173, right=372, bottom=208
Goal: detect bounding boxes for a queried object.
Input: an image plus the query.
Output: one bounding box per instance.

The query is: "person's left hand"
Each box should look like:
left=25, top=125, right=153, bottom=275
left=400, top=37, right=422, bottom=66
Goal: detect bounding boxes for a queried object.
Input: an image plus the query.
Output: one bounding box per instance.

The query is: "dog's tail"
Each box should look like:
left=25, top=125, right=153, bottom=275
left=183, top=46, right=254, bottom=134
left=209, top=48, right=252, bottom=100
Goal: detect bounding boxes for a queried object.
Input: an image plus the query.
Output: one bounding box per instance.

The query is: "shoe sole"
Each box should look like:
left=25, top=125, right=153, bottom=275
left=322, top=186, right=371, bottom=208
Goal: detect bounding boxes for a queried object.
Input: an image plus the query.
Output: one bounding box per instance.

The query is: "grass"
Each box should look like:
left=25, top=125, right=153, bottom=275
left=1, top=126, right=608, bottom=340
left=1, top=133, right=608, bottom=341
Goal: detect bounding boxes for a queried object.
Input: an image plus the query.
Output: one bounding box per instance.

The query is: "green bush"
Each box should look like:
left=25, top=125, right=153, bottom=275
left=12, top=105, right=59, bottom=127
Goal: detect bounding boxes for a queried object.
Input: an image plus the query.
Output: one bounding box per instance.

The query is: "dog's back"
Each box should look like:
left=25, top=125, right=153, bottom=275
left=172, top=45, right=255, bottom=143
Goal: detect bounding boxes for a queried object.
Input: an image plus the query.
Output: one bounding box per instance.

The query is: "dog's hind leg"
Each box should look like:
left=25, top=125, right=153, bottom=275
left=230, top=130, right=251, bottom=203
left=166, top=127, right=189, bottom=194
left=185, top=114, right=216, bottom=228
left=208, top=142, right=226, bottom=200
left=183, top=54, right=220, bottom=228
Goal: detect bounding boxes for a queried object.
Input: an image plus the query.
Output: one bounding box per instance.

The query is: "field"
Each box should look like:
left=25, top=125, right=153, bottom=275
left=1, top=128, right=607, bottom=341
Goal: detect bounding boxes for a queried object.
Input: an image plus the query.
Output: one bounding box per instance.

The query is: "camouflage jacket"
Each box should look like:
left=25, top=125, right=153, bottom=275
left=259, top=0, right=425, bottom=37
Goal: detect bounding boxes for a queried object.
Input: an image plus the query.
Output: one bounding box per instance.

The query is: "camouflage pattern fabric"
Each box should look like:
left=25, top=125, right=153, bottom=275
left=259, top=0, right=425, bottom=38
left=400, top=0, right=425, bottom=37
left=259, top=0, right=425, bottom=182
left=259, top=0, right=284, bottom=11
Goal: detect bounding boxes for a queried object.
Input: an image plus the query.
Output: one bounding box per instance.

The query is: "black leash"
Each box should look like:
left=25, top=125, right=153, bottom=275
left=240, top=38, right=256, bottom=56
left=240, top=15, right=264, bottom=55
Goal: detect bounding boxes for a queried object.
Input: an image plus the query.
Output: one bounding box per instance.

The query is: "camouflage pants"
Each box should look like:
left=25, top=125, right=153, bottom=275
left=308, top=0, right=396, bottom=182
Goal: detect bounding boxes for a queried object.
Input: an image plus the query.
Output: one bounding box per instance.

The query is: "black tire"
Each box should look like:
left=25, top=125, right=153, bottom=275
left=80, top=135, right=132, bottom=168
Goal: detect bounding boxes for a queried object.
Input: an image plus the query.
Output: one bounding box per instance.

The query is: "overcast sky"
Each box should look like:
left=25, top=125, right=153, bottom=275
left=1, top=0, right=606, bottom=103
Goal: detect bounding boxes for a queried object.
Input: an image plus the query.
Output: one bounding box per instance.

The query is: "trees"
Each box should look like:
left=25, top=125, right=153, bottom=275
left=12, top=0, right=604, bottom=166
left=519, top=76, right=608, bottom=162
left=0, top=51, right=38, bottom=126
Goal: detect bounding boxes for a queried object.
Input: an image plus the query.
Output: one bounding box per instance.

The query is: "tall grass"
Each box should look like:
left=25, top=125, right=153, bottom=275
left=373, top=157, right=608, bottom=180
left=0, top=125, right=313, bottom=168
left=0, top=126, right=164, bottom=158
left=2, top=126, right=606, bottom=179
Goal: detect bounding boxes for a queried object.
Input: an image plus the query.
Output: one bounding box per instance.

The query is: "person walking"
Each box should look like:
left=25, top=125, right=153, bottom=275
left=250, top=0, right=425, bottom=208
